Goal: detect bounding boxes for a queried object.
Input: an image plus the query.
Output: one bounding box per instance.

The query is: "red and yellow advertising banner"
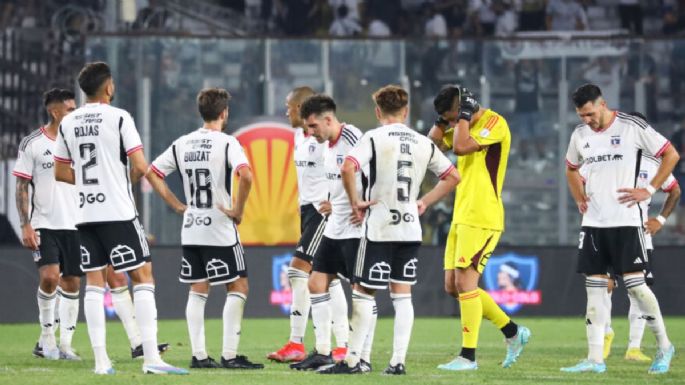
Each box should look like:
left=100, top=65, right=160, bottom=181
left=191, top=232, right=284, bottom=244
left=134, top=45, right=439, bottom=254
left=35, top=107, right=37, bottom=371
left=234, top=122, right=300, bottom=246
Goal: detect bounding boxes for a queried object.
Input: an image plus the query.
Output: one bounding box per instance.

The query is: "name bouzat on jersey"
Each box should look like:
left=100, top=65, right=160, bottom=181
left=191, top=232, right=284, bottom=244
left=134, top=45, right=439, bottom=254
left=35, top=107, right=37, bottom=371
left=151, top=128, right=250, bottom=247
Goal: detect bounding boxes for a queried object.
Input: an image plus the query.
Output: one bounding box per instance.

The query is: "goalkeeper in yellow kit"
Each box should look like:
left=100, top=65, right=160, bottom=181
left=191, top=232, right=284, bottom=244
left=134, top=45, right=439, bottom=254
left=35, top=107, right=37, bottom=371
left=428, top=85, right=531, bottom=371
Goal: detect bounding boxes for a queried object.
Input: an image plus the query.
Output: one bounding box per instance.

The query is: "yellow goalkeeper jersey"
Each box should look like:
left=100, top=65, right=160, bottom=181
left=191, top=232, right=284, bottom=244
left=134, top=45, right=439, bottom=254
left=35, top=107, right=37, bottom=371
left=443, top=109, right=510, bottom=231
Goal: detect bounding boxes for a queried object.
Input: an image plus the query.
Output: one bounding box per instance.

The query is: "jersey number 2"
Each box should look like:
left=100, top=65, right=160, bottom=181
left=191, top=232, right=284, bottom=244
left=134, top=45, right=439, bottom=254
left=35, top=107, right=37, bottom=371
left=185, top=168, right=212, bottom=208
left=79, top=143, right=98, bottom=185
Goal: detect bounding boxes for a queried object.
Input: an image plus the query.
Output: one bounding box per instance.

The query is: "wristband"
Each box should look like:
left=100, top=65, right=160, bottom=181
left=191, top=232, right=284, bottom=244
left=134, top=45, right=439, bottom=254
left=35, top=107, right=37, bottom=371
left=656, top=215, right=666, bottom=225
left=645, top=185, right=656, bottom=195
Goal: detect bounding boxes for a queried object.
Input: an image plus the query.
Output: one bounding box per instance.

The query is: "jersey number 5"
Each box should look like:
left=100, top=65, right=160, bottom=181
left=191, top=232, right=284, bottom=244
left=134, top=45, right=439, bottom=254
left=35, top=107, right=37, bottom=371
left=397, top=160, right=413, bottom=202
left=185, top=168, right=212, bottom=208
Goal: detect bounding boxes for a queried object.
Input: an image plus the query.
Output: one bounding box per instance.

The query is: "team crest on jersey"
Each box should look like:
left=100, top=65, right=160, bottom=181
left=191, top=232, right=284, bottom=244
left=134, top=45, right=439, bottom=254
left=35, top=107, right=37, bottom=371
left=638, top=170, right=648, bottom=182
left=336, top=154, right=344, bottom=166
left=482, top=252, right=542, bottom=314
left=611, top=135, right=621, bottom=147
left=270, top=253, right=294, bottom=315
left=309, top=143, right=316, bottom=153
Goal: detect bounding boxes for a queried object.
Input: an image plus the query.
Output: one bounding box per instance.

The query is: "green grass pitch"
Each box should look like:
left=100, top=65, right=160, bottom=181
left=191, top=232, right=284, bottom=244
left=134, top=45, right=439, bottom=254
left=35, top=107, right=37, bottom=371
left=0, top=317, right=683, bottom=384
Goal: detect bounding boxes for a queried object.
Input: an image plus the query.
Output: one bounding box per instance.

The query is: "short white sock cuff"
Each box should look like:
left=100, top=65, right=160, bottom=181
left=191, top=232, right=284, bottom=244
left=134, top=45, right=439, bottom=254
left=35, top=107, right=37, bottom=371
left=585, top=277, right=609, bottom=287
left=352, top=290, right=374, bottom=301
left=85, top=286, right=106, bottom=295
left=624, top=275, right=646, bottom=289
left=133, top=284, right=155, bottom=294
left=227, top=291, right=247, bottom=301
left=38, top=287, right=57, bottom=300
left=288, top=267, right=309, bottom=280
left=390, top=293, right=411, bottom=301
left=59, top=290, right=80, bottom=300
left=110, top=286, right=129, bottom=295
left=311, top=292, right=331, bottom=304
left=329, top=279, right=341, bottom=288
left=190, top=291, right=208, bottom=300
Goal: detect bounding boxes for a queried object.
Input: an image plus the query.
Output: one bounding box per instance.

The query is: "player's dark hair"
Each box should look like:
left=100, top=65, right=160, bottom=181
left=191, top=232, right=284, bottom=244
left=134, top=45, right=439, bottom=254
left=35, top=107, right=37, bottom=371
left=43, top=88, right=75, bottom=107
left=433, top=85, right=460, bottom=115
left=299, top=94, right=336, bottom=120
left=197, top=88, right=231, bottom=122
left=572, top=84, right=602, bottom=108
left=373, top=85, right=409, bottom=115
left=78, top=62, right=112, bottom=97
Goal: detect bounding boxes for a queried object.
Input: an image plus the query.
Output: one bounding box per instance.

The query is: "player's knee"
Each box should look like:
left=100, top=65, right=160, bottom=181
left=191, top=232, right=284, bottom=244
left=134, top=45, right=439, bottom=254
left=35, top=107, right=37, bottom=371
left=107, top=271, right=128, bottom=288
left=308, top=278, right=326, bottom=294
left=60, top=276, right=80, bottom=292
left=444, top=280, right=458, bottom=297
left=40, top=271, right=60, bottom=291
left=228, top=277, right=249, bottom=296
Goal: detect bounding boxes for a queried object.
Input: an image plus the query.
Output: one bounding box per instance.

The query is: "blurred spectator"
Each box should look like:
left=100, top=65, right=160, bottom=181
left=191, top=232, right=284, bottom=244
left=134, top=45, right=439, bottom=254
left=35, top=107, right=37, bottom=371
left=329, top=4, right=362, bottom=36
left=424, top=2, right=448, bottom=37
left=670, top=40, right=685, bottom=110
left=367, top=15, right=391, bottom=37
left=518, top=0, right=547, bottom=31
left=308, top=0, right=334, bottom=36
left=275, top=0, right=311, bottom=36
left=367, top=0, right=401, bottom=32
left=328, top=0, right=361, bottom=21
left=437, top=0, right=469, bottom=37
left=494, top=0, right=517, bottom=36
left=469, top=0, right=497, bottom=36
left=618, top=0, right=642, bottom=35
left=513, top=59, right=545, bottom=164
left=663, top=0, right=685, bottom=35
left=546, top=0, right=588, bottom=31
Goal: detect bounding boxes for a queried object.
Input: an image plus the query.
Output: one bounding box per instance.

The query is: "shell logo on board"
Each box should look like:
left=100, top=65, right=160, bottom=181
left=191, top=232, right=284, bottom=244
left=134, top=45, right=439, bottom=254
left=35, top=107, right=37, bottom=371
left=233, top=122, right=300, bottom=246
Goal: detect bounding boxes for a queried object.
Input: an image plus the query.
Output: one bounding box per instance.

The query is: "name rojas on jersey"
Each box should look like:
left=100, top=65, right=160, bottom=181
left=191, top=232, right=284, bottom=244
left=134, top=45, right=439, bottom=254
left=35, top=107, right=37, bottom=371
left=12, top=127, right=78, bottom=230
left=151, top=128, right=250, bottom=247
left=293, top=128, right=328, bottom=207
left=566, top=111, right=671, bottom=228
left=346, top=123, right=454, bottom=242
left=323, top=124, right=366, bottom=240
left=54, top=103, right=143, bottom=225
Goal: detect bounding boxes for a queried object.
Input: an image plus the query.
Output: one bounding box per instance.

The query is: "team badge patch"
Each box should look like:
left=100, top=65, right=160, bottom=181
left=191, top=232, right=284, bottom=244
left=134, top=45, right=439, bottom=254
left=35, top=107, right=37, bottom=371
left=483, top=252, right=542, bottom=314
left=270, top=253, right=293, bottom=315
left=611, top=135, right=621, bottom=147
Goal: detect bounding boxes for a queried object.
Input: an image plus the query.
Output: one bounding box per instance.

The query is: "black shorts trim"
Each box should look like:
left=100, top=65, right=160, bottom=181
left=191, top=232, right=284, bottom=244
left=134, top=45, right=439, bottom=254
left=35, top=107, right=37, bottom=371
left=34, top=228, right=83, bottom=277
left=294, top=204, right=327, bottom=263
left=577, top=226, right=646, bottom=276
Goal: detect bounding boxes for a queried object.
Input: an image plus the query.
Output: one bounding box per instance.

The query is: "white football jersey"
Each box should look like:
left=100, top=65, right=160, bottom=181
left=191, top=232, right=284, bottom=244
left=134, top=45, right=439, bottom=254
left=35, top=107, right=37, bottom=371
left=346, top=123, right=454, bottom=242
left=324, top=124, right=365, bottom=239
left=54, top=103, right=143, bottom=225
left=151, top=128, right=250, bottom=247
left=566, top=111, right=670, bottom=228
left=294, top=128, right=328, bottom=207
left=580, top=154, right=677, bottom=250
left=12, top=127, right=78, bottom=230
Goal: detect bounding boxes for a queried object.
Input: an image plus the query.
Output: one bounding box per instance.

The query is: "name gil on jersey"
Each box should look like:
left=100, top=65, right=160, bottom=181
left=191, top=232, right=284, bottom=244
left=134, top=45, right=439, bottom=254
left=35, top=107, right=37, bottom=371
left=583, top=153, right=624, bottom=165
left=184, top=151, right=211, bottom=162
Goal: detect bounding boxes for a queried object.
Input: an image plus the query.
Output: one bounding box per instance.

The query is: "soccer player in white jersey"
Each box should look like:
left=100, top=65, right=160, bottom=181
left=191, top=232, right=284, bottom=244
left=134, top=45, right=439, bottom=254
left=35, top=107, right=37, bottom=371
left=288, top=94, right=366, bottom=372
left=268, top=87, right=350, bottom=363
left=563, top=84, right=679, bottom=374
left=13, top=89, right=81, bottom=361
left=53, top=62, right=187, bottom=375
left=147, top=88, right=263, bottom=370
left=320, top=85, right=460, bottom=375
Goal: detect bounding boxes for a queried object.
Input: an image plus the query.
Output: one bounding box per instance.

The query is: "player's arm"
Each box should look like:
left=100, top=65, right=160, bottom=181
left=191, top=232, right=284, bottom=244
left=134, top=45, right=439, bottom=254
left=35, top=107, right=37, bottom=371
left=129, top=150, right=149, bottom=185
left=145, top=168, right=186, bottom=214
left=417, top=167, right=460, bottom=215
left=54, top=161, right=75, bottom=184
left=341, top=158, right=363, bottom=224
left=15, top=177, right=39, bottom=250
left=427, top=121, right=451, bottom=152
left=219, top=166, right=252, bottom=225
left=645, top=182, right=681, bottom=235
left=619, top=145, right=680, bottom=206
left=566, top=166, right=589, bottom=214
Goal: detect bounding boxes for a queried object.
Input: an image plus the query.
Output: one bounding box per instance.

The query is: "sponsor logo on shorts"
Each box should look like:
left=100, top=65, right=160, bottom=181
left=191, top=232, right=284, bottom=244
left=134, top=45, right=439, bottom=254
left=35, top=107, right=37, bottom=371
left=482, top=252, right=542, bottom=314
left=403, top=258, right=417, bottom=278
left=80, top=246, right=90, bottom=266
left=368, top=262, right=391, bottom=282
left=181, top=257, right=192, bottom=277
left=110, top=245, right=136, bottom=267
left=206, top=259, right=229, bottom=280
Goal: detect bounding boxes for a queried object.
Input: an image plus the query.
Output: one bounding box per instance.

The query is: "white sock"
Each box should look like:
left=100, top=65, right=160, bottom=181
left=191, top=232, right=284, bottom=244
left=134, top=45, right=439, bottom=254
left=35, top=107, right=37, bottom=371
left=624, top=275, right=671, bottom=350
left=329, top=279, right=349, bottom=349
left=84, top=286, right=110, bottom=368
left=288, top=267, right=310, bottom=344
left=186, top=291, right=208, bottom=360
left=111, top=286, right=142, bottom=349
left=58, top=290, right=80, bottom=350
left=132, top=284, right=161, bottom=364
left=627, top=290, right=646, bottom=349
left=53, top=288, right=61, bottom=335
left=604, top=290, right=613, bottom=335
left=390, top=293, right=413, bottom=366
left=361, top=301, right=377, bottom=363
left=345, top=290, right=374, bottom=367
left=310, top=292, right=332, bottom=355
left=222, top=292, right=246, bottom=360
left=37, top=288, right=58, bottom=349
left=585, top=277, right=608, bottom=363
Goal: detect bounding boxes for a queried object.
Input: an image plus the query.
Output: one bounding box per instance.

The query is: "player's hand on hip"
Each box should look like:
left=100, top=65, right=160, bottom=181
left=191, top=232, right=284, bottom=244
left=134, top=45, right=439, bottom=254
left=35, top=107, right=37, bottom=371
left=21, top=224, right=39, bottom=250
left=216, top=204, right=243, bottom=225
left=350, top=200, right=376, bottom=225
left=174, top=203, right=187, bottom=215
left=617, top=187, right=650, bottom=207
left=576, top=195, right=590, bottom=214
left=644, top=218, right=663, bottom=235
left=417, top=200, right=427, bottom=216
left=318, top=201, right=332, bottom=216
